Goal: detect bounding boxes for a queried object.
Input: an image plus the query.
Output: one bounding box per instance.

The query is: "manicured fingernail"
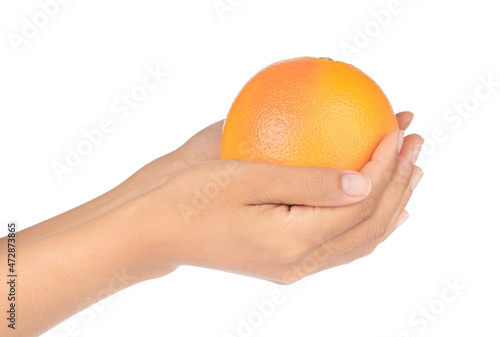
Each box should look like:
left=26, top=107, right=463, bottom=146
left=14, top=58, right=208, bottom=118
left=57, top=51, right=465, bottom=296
left=412, top=144, right=422, bottom=165
left=398, top=131, right=404, bottom=153
left=395, top=210, right=409, bottom=229
left=410, top=170, right=423, bottom=191
left=342, top=174, right=371, bottom=197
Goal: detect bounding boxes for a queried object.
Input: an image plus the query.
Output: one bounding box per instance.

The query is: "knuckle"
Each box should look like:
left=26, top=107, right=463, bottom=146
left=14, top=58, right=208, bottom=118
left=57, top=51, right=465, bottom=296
left=345, top=244, right=378, bottom=267
left=303, top=168, right=328, bottom=201
left=394, top=161, right=414, bottom=188
left=359, top=244, right=378, bottom=259
left=234, top=174, right=257, bottom=192
left=363, top=217, right=388, bottom=244
left=328, top=236, right=362, bottom=258
left=275, top=266, right=305, bottom=284
left=358, top=193, right=379, bottom=219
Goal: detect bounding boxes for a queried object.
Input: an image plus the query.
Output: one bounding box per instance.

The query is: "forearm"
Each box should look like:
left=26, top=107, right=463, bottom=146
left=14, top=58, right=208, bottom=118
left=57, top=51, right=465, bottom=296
left=0, top=196, right=168, bottom=337
left=0, top=151, right=186, bottom=250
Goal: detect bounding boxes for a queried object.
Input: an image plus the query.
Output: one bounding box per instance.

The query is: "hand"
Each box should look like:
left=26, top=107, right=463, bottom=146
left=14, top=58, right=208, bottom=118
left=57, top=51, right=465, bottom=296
left=0, top=121, right=225, bottom=248
left=132, top=110, right=413, bottom=194
left=122, top=120, right=225, bottom=195
left=0, top=113, right=422, bottom=336
left=1, top=112, right=414, bottom=249
left=176, top=120, right=224, bottom=163
left=140, top=128, right=424, bottom=283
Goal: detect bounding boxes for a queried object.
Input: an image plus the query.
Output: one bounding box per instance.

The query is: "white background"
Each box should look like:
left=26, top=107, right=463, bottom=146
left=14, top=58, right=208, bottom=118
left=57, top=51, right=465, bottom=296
left=1, top=0, right=499, bottom=336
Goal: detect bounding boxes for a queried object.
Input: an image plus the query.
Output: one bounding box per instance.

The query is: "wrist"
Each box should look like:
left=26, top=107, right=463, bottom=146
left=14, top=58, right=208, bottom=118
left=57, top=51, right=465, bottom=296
left=114, top=151, right=187, bottom=200
left=126, top=187, right=181, bottom=280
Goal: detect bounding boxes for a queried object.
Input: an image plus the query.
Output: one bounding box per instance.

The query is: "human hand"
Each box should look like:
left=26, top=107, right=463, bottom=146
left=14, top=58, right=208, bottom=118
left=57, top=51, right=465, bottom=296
left=0, top=112, right=421, bottom=337
left=140, top=128, right=424, bottom=283
left=1, top=113, right=413, bottom=250
left=126, top=111, right=414, bottom=197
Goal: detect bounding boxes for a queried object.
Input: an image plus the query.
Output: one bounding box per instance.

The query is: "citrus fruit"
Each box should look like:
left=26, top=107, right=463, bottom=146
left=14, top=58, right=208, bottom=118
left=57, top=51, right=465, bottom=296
left=220, top=57, right=399, bottom=171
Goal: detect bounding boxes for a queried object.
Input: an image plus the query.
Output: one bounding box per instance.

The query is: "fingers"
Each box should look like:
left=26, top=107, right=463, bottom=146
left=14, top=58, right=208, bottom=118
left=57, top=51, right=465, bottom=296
left=181, top=120, right=225, bottom=162
left=395, top=209, right=410, bottom=228
left=244, top=162, right=372, bottom=207
left=309, top=208, right=411, bottom=276
left=198, top=119, right=225, bottom=134
left=387, top=166, right=423, bottom=231
left=271, top=130, right=413, bottom=247
left=185, top=120, right=225, bottom=145
left=311, top=208, right=411, bottom=276
left=320, top=130, right=403, bottom=227
left=309, top=163, right=423, bottom=275
left=255, top=115, right=411, bottom=210
left=355, top=130, right=403, bottom=217
left=396, top=111, right=414, bottom=131
left=352, top=134, right=422, bottom=244
left=374, top=164, right=422, bottom=241
left=301, top=134, right=423, bottom=265
left=281, top=130, right=406, bottom=241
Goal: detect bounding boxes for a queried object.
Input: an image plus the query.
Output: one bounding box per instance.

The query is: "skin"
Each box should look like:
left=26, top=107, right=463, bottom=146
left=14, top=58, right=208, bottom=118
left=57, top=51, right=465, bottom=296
left=0, top=112, right=423, bottom=336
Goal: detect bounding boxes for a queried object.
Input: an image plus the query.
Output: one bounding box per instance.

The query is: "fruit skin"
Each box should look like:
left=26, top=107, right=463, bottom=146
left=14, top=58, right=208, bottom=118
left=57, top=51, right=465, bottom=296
left=221, top=57, right=399, bottom=171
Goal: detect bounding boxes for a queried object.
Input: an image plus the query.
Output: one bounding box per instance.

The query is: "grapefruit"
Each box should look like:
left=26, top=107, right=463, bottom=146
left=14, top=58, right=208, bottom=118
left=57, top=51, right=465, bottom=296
left=221, top=57, right=399, bottom=171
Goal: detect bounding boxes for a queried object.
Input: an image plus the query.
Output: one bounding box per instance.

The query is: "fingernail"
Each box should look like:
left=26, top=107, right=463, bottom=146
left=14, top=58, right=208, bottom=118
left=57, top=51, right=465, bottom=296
left=342, top=174, right=371, bottom=197
left=395, top=210, right=409, bottom=229
left=412, top=144, right=422, bottom=165
left=410, top=170, right=423, bottom=191
left=398, top=131, right=404, bottom=153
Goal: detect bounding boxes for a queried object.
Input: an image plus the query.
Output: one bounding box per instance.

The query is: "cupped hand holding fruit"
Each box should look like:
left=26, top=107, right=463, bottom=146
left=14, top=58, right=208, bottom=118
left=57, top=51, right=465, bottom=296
left=12, top=57, right=423, bottom=283
left=1, top=57, right=425, bottom=337
left=5, top=111, right=414, bottom=249
left=140, top=128, right=423, bottom=283
left=139, top=57, right=425, bottom=282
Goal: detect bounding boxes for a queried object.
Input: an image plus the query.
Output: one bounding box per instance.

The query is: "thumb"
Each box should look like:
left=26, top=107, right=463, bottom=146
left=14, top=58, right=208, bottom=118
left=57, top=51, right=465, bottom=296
left=244, top=162, right=372, bottom=207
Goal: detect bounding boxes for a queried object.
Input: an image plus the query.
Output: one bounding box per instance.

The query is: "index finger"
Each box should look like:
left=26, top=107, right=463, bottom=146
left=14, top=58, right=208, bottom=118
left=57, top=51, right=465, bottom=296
left=286, top=130, right=404, bottom=241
